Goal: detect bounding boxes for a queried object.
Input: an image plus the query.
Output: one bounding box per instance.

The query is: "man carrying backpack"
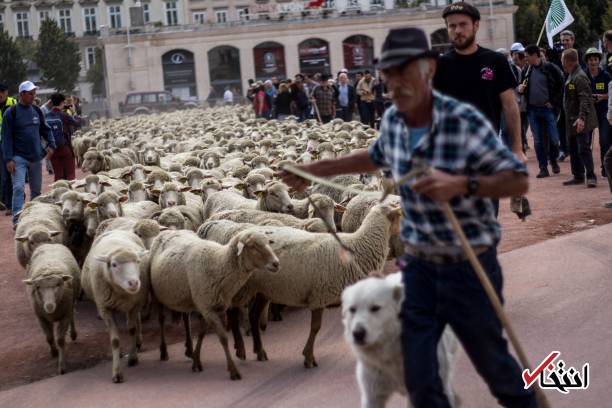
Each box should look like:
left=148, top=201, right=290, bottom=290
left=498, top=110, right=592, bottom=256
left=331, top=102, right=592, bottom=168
left=1, top=81, right=55, bottom=228
left=46, top=93, right=78, bottom=181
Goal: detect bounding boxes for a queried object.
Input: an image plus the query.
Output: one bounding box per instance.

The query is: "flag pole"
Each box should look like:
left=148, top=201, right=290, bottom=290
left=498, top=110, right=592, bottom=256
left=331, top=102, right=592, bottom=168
left=536, top=20, right=547, bottom=46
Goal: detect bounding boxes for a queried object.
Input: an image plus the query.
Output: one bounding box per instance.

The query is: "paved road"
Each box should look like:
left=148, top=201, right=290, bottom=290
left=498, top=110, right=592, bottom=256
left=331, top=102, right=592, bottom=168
left=1, top=223, right=610, bottom=408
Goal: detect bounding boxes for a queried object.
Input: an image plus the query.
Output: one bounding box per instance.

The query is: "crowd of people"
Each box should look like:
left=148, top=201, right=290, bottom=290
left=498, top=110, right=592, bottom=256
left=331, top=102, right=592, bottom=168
left=0, top=81, right=81, bottom=227
left=244, top=70, right=392, bottom=126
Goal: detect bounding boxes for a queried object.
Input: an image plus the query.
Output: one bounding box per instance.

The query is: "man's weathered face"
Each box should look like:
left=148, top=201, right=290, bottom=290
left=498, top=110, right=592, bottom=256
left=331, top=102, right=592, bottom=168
left=339, top=74, right=348, bottom=85
left=561, top=55, right=576, bottom=74
left=0, top=90, right=7, bottom=103
left=20, top=90, right=36, bottom=105
left=587, top=56, right=601, bottom=70
left=605, top=36, right=612, bottom=52
left=384, top=58, right=434, bottom=113
left=560, top=35, right=574, bottom=50
left=446, top=14, right=479, bottom=51
left=365, top=72, right=372, bottom=80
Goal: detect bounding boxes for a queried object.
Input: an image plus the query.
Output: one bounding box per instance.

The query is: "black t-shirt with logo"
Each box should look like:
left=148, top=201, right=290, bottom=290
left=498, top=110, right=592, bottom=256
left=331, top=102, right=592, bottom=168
left=434, top=46, right=517, bottom=131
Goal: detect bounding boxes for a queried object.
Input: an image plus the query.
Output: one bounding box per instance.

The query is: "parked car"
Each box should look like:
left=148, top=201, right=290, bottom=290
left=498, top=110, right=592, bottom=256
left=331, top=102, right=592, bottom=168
left=118, top=91, right=198, bottom=115
left=82, top=99, right=111, bottom=122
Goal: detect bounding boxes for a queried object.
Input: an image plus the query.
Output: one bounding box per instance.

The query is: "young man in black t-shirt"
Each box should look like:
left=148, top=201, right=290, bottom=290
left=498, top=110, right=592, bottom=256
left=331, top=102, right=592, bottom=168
left=434, top=2, right=525, bottom=166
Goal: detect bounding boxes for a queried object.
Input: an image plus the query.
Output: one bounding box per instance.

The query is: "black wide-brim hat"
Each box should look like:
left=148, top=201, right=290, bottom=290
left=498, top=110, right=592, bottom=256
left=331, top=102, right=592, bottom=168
left=375, top=27, right=439, bottom=71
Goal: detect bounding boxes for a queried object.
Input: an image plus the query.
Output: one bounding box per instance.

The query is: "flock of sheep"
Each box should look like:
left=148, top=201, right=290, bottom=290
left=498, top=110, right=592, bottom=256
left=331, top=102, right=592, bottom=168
left=17, top=106, right=403, bottom=384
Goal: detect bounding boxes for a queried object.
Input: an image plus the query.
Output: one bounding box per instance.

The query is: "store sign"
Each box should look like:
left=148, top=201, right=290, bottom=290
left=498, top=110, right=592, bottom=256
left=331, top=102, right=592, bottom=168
left=170, top=53, right=186, bottom=65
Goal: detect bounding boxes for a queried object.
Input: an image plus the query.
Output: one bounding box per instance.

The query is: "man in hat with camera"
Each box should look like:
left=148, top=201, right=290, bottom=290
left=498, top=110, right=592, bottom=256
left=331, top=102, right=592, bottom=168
left=280, top=27, right=535, bottom=408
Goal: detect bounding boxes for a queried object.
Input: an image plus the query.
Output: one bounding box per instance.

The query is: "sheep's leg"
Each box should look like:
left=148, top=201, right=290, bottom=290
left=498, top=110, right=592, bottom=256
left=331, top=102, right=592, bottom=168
left=259, top=301, right=270, bottom=331
left=227, top=307, right=246, bottom=360
left=302, top=308, right=324, bottom=368
left=158, top=305, right=169, bottom=361
left=183, top=313, right=194, bottom=358
left=36, top=315, right=58, bottom=357
left=126, top=309, right=139, bottom=367
left=135, top=312, right=143, bottom=351
left=100, top=308, right=123, bottom=383
left=207, top=311, right=242, bottom=380
left=191, top=316, right=206, bottom=372
left=249, top=294, right=269, bottom=362
left=69, top=304, right=77, bottom=341
left=56, top=317, right=70, bottom=375
left=270, top=303, right=285, bottom=322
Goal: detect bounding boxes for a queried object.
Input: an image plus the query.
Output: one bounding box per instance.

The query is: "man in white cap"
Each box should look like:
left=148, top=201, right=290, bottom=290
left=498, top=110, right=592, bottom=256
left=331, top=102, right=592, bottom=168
left=1, top=80, right=55, bottom=227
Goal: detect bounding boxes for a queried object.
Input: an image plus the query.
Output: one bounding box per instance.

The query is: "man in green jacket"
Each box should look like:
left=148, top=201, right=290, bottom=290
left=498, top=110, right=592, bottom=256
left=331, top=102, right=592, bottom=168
left=0, top=83, right=17, bottom=212
left=561, top=48, right=599, bottom=187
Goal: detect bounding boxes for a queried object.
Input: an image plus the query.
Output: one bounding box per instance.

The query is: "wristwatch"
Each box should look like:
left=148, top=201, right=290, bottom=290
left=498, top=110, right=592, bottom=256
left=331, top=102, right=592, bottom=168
left=467, top=176, right=480, bottom=195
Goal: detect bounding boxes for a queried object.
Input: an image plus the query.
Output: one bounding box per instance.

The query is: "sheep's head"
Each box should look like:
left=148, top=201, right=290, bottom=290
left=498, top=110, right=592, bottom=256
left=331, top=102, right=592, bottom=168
left=94, top=249, right=147, bottom=294
left=24, top=274, right=73, bottom=314
left=154, top=182, right=189, bottom=208
left=132, top=219, right=166, bottom=249
left=202, top=152, right=221, bottom=169
left=195, top=178, right=222, bottom=203
left=153, top=208, right=185, bottom=231
left=233, top=230, right=279, bottom=274
left=82, top=150, right=105, bottom=174
left=128, top=181, right=148, bottom=202
left=256, top=182, right=294, bottom=214
left=58, top=191, right=87, bottom=222
left=146, top=170, right=172, bottom=191
left=122, top=164, right=147, bottom=183
left=15, top=227, right=61, bottom=254
left=49, top=180, right=71, bottom=190
left=88, top=191, right=127, bottom=220
left=83, top=206, right=99, bottom=237
left=238, top=174, right=266, bottom=199
left=140, top=147, right=162, bottom=166
left=186, top=168, right=205, bottom=190
left=307, top=194, right=345, bottom=233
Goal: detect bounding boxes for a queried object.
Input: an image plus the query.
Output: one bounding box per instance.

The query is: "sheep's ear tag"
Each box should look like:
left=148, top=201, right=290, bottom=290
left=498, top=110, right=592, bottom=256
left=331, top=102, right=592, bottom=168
left=254, top=191, right=264, bottom=198
left=236, top=242, right=245, bottom=256
left=308, top=205, right=315, bottom=218
left=334, top=203, right=347, bottom=213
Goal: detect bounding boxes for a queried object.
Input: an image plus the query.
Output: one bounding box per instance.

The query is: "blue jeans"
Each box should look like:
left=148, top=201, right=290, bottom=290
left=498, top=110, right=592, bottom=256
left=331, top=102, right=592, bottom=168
left=596, top=113, right=611, bottom=176
left=528, top=106, right=560, bottom=170
left=11, top=155, right=43, bottom=224
left=398, top=248, right=536, bottom=408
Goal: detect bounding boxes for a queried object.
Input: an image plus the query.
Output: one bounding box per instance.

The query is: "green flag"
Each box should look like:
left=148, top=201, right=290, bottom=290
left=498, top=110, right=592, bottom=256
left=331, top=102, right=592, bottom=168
left=545, top=0, right=575, bottom=47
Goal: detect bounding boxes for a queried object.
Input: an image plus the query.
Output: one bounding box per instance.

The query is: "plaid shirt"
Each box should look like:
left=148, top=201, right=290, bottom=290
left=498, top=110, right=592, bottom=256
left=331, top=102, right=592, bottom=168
left=368, top=90, right=527, bottom=252
left=312, top=85, right=335, bottom=116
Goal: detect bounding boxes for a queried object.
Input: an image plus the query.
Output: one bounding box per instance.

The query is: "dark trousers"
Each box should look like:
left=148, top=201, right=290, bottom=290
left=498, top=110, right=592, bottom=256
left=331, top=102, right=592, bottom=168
left=520, top=111, right=528, bottom=150
left=527, top=106, right=560, bottom=170
left=399, top=248, right=536, bottom=408
left=50, top=146, right=76, bottom=181
left=569, top=131, right=596, bottom=180
left=558, top=110, right=567, bottom=154
left=605, top=145, right=612, bottom=193
left=320, top=114, right=332, bottom=124
left=359, top=101, right=376, bottom=128
left=0, top=152, right=12, bottom=208
left=336, top=106, right=353, bottom=122
left=596, top=114, right=611, bottom=176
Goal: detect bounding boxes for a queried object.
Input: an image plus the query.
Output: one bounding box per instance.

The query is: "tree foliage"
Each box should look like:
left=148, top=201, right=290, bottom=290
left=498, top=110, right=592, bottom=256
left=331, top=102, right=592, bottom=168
left=34, top=19, right=81, bottom=93
left=515, top=0, right=610, bottom=48
left=86, top=48, right=106, bottom=97
left=0, top=31, right=27, bottom=95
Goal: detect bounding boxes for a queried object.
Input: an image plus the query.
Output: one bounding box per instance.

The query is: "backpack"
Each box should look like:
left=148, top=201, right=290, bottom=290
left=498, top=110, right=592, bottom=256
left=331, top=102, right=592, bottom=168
left=45, top=110, right=66, bottom=147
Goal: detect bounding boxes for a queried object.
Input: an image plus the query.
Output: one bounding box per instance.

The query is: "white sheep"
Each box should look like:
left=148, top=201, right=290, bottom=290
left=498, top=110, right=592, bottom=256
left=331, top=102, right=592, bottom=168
left=149, top=229, right=279, bottom=379
left=209, top=209, right=327, bottom=232
left=15, top=202, right=67, bottom=268
left=206, top=203, right=401, bottom=367
left=202, top=181, right=294, bottom=220
left=81, top=229, right=149, bottom=383
left=96, top=217, right=166, bottom=249
left=24, top=244, right=80, bottom=375
left=290, top=193, right=346, bottom=232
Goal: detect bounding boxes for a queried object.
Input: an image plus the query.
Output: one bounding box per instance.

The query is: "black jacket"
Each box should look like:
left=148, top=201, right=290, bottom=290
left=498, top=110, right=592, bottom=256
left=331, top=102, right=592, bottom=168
left=333, top=84, right=356, bottom=110
left=522, top=61, right=565, bottom=111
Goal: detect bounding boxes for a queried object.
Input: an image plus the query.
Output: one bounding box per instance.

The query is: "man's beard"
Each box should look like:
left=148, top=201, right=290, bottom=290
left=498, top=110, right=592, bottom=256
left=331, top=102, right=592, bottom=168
left=452, top=32, right=476, bottom=51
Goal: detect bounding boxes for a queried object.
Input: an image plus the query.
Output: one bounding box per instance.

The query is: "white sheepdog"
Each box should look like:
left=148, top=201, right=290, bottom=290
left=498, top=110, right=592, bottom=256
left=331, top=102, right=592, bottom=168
left=341, top=273, right=460, bottom=408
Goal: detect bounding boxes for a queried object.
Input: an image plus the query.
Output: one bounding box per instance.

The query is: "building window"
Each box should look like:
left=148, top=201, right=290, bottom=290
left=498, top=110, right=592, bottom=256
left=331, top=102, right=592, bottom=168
left=215, top=9, right=227, bottom=23
left=192, top=11, right=206, bottom=24
left=83, top=8, right=97, bottom=33
left=237, top=7, right=249, bottom=21
left=15, top=12, right=30, bottom=38
left=165, top=2, right=178, bottom=26
left=39, top=10, right=51, bottom=26
left=108, top=5, right=122, bottom=29
left=142, top=3, right=150, bottom=23
left=85, top=47, right=96, bottom=69
left=58, top=9, right=72, bottom=34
